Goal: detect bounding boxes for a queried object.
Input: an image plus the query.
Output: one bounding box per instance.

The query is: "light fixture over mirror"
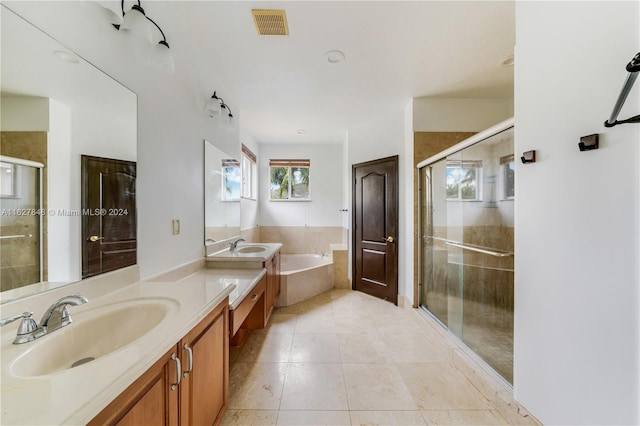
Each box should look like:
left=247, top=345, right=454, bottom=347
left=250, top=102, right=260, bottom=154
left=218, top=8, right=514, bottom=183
left=206, top=91, right=234, bottom=125
left=0, top=5, right=137, bottom=304
left=85, top=0, right=174, bottom=74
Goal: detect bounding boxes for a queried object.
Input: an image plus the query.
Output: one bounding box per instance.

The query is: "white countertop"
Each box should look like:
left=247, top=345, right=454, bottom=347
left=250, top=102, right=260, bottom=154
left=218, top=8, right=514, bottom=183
left=0, top=266, right=264, bottom=425
left=206, top=242, right=282, bottom=264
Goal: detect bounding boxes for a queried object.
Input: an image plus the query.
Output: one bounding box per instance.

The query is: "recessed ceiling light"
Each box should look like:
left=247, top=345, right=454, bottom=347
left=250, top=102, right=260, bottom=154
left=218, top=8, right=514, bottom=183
left=325, top=50, right=345, bottom=64
left=297, top=129, right=307, bottom=135
left=54, top=50, right=80, bottom=64
left=500, top=54, right=514, bottom=67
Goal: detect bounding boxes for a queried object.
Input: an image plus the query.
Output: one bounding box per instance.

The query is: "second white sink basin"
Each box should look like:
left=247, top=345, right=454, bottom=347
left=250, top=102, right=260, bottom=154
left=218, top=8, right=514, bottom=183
left=9, top=298, right=178, bottom=378
left=236, top=245, right=267, bottom=254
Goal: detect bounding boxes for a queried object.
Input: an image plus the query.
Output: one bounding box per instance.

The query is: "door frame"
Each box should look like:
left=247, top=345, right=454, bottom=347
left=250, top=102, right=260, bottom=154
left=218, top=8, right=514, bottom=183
left=351, top=155, right=399, bottom=304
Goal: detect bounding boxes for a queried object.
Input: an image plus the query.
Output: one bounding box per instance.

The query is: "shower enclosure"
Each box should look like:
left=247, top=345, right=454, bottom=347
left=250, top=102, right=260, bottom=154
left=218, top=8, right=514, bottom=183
left=0, top=155, right=43, bottom=292
left=418, top=120, right=514, bottom=384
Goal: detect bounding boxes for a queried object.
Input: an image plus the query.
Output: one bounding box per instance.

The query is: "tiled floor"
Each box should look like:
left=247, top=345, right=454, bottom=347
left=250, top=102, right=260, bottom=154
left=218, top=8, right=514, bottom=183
left=223, top=289, right=539, bottom=426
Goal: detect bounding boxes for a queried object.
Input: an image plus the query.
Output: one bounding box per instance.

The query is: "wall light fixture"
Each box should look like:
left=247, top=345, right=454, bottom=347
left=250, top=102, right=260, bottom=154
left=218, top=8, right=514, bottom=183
left=206, top=92, right=233, bottom=124
left=86, top=1, right=174, bottom=74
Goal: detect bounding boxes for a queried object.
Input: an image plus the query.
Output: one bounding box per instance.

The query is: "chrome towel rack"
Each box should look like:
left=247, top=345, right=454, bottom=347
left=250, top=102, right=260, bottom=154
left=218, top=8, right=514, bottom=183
left=604, top=52, right=640, bottom=128
left=426, top=236, right=513, bottom=258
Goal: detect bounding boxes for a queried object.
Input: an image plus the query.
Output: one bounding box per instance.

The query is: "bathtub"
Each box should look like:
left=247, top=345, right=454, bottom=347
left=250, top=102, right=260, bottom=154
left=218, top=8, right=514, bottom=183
left=276, top=254, right=334, bottom=306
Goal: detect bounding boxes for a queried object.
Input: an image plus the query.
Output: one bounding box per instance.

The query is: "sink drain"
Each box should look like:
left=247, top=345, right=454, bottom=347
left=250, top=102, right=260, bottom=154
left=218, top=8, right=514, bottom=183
left=71, top=357, right=95, bottom=368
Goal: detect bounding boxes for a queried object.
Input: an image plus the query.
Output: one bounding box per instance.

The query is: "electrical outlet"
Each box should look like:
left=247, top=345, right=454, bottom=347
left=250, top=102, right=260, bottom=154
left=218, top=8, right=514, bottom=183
left=172, top=219, right=180, bottom=235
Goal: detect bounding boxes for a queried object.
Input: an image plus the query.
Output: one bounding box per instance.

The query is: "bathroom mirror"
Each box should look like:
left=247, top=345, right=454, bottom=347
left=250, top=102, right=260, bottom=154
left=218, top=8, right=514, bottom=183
left=204, top=140, right=241, bottom=245
left=0, top=6, right=137, bottom=302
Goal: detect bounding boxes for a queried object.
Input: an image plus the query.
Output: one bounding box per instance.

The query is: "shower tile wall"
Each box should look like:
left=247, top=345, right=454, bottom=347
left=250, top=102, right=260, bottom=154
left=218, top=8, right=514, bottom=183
left=0, top=131, right=47, bottom=289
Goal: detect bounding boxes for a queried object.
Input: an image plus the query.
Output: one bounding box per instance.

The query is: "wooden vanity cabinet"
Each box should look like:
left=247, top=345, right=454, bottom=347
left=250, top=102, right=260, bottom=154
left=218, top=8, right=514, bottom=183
left=264, top=251, right=281, bottom=324
left=89, top=298, right=229, bottom=426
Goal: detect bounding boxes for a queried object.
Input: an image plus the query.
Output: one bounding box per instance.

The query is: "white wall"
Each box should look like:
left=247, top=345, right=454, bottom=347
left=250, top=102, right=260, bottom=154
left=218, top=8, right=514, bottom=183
left=348, top=106, right=415, bottom=301
left=47, top=99, right=73, bottom=281
left=413, top=97, right=513, bottom=132
left=514, top=2, right=639, bottom=424
left=258, top=143, right=343, bottom=227
left=1, top=97, right=49, bottom=131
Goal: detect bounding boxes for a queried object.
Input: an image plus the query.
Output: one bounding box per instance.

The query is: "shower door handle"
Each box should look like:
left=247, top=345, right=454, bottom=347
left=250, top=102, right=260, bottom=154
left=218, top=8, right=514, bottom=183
left=88, top=235, right=104, bottom=242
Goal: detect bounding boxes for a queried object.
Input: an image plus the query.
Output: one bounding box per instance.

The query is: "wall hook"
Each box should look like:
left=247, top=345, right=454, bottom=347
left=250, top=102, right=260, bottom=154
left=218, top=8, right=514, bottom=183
left=578, top=134, right=599, bottom=152
left=520, top=150, right=536, bottom=164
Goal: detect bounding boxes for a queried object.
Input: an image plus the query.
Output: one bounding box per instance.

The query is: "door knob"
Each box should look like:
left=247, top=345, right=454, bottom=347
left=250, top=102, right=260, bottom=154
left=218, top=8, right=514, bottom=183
left=88, top=235, right=104, bottom=242
left=385, top=236, right=394, bottom=243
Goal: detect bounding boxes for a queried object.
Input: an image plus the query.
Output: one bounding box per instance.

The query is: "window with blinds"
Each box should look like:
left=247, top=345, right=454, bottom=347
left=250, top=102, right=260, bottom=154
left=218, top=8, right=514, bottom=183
left=269, top=159, right=310, bottom=200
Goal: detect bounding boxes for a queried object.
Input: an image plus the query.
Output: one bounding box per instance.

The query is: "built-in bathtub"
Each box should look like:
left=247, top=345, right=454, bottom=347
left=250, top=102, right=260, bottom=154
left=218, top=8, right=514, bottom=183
left=276, top=254, right=334, bottom=306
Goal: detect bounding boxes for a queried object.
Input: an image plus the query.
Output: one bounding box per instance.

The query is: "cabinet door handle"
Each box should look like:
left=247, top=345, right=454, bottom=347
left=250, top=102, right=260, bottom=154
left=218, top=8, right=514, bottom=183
left=250, top=293, right=259, bottom=302
left=170, top=353, right=181, bottom=390
left=183, top=343, right=193, bottom=378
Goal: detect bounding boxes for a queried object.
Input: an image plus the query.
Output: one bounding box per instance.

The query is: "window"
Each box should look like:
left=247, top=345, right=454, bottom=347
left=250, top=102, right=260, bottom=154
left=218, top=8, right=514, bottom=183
left=446, top=160, right=482, bottom=201
left=221, top=159, right=240, bottom=201
left=269, top=159, right=310, bottom=200
left=241, top=144, right=257, bottom=200
left=0, top=162, right=17, bottom=198
left=501, top=154, right=515, bottom=200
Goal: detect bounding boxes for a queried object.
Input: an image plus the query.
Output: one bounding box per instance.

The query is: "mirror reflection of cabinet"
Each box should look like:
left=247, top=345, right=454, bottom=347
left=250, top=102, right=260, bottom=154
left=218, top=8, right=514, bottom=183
left=204, top=140, right=240, bottom=245
left=0, top=5, right=137, bottom=301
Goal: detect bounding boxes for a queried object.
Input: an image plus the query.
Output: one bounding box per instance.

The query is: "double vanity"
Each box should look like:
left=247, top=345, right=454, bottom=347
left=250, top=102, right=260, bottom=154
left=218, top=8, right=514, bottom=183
left=0, top=242, right=281, bottom=425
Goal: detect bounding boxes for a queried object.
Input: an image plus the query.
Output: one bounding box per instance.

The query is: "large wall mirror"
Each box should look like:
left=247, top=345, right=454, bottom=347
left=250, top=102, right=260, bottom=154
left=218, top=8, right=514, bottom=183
left=0, top=6, right=137, bottom=302
left=204, top=140, right=240, bottom=245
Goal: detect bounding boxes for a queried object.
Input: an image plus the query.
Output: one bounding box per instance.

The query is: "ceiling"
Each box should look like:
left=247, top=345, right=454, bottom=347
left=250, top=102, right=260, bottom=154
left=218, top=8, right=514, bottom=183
left=2, top=1, right=515, bottom=145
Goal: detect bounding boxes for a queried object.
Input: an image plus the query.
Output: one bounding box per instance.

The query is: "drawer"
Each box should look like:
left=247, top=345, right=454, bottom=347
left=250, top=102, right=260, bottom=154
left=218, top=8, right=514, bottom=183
left=229, top=276, right=266, bottom=336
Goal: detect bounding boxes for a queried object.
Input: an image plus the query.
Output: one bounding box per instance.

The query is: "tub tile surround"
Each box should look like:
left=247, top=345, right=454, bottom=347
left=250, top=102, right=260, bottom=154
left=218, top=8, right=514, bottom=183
left=223, top=289, right=540, bottom=426
left=258, top=226, right=346, bottom=255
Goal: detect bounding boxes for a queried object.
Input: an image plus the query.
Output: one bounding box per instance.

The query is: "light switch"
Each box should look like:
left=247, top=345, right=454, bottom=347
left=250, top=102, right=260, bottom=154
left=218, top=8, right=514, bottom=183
left=172, top=219, right=180, bottom=235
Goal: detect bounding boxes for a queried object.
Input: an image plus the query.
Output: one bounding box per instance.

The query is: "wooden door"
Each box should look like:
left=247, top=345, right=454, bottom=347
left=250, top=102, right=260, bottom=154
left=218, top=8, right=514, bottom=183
left=180, top=300, right=229, bottom=426
left=352, top=156, right=399, bottom=304
left=81, top=155, right=136, bottom=279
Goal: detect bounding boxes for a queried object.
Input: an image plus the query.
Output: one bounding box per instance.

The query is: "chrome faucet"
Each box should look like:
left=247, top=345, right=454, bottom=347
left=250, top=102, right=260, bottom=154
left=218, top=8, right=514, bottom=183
left=0, top=294, right=88, bottom=344
left=229, top=238, right=246, bottom=252
left=39, top=294, right=88, bottom=332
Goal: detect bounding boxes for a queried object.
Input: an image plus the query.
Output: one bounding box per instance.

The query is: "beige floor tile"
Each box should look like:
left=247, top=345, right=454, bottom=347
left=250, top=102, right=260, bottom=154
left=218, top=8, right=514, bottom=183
left=350, top=410, right=426, bottom=425
left=276, top=410, right=351, bottom=425
left=421, top=409, right=506, bottom=425
left=237, top=332, right=294, bottom=363
left=380, top=334, right=451, bottom=363
left=275, top=304, right=301, bottom=315
left=337, top=334, right=393, bottom=363
left=332, top=300, right=371, bottom=318
left=373, top=314, right=431, bottom=335
left=396, top=363, right=490, bottom=410
left=229, top=362, right=288, bottom=409
left=261, top=314, right=298, bottom=334
left=222, top=409, right=279, bottom=425
left=289, top=333, right=341, bottom=362
left=334, top=314, right=378, bottom=334
left=342, top=363, right=417, bottom=411
left=280, top=363, right=349, bottom=410
left=295, top=313, right=337, bottom=334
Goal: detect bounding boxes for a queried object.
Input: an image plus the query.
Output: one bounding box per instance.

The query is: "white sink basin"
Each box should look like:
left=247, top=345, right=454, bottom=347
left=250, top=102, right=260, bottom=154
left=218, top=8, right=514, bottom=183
left=9, top=298, right=177, bottom=378
left=236, top=245, right=267, bottom=254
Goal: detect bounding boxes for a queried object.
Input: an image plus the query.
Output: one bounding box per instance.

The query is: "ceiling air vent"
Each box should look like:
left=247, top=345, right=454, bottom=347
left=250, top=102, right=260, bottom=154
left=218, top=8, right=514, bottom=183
left=251, top=9, right=289, bottom=36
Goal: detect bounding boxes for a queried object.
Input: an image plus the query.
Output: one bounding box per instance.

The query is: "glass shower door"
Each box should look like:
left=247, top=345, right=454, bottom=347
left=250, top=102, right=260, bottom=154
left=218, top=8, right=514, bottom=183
left=0, top=159, right=42, bottom=291
left=420, top=127, right=514, bottom=384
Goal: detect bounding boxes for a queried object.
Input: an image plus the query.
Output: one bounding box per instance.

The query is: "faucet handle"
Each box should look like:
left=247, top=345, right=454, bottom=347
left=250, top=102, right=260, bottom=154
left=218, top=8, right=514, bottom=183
left=0, top=312, right=38, bottom=344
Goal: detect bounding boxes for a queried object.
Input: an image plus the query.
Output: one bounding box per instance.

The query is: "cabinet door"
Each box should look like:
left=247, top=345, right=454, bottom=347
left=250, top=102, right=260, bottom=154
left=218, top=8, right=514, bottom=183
left=89, top=348, right=179, bottom=426
left=180, top=300, right=229, bottom=426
